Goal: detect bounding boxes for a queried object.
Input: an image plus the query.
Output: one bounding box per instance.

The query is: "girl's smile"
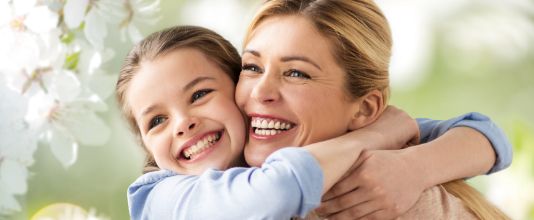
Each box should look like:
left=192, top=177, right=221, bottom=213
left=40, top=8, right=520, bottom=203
left=126, top=48, right=246, bottom=175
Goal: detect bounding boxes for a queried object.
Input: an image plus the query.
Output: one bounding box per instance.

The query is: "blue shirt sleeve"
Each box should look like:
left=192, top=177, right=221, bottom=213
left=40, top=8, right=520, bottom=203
left=127, top=147, right=323, bottom=220
left=417, top=112, right=512, bottom=174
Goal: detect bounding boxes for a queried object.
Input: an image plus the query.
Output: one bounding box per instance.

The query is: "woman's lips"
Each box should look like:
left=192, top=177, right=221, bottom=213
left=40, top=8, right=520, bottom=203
left=249, top=115, right=296, bottom=140
left=177, top=130, right=223, bottom=163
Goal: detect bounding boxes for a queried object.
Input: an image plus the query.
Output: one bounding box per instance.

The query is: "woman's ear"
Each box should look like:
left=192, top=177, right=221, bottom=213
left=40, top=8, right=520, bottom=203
left=348, top=90, right=385, bottom=131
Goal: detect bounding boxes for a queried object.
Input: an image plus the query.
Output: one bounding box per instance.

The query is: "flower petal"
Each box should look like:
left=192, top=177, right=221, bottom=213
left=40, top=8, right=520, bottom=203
left=47, top=127, right=78, bottom=168
left=0, top=1, right=11, bottom=26
left=49, top=70, right=81, bottom=102
left=25, top=91, right=56, bottom=130
left=63, top=0, right=89, bottom=29
left=13, top=0, right=36, bottom=16
left=0, top=31, right=40, bottom=74
left=24, top=6, right=59, bottom=33
left=62, top=110, right=110, bottom=146
left=84, top=9, right=107, bottom=50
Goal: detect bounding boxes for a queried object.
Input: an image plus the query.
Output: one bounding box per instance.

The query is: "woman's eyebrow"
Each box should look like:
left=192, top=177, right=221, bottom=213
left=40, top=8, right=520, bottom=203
left=243, top=49, right=260, bottom=57
left=280, top=55, right=322, bottom=70
left=243, top=49, right=322, bottom=70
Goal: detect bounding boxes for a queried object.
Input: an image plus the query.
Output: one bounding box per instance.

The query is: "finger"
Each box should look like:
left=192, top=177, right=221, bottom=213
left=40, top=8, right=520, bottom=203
left=322, top=174, right=357, bottom=201
left=323, top=152, right=371, bottom=201
left=326, top=199, right=382, bottom=220
left=316, top=188, right=369, bottom=215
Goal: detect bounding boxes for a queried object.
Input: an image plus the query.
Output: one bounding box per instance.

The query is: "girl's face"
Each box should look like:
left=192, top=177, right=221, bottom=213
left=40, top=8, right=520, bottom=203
left=236, top=15, right=359, bottom=167
left=127, top=48, right=245, bottom=175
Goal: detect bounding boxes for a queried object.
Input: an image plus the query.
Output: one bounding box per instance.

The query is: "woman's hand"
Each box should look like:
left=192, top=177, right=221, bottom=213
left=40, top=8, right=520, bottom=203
left=315, top=150, right=426, bottom=219
left=359, top=106, right=420, bottom=151
left=314, top=106, right=423, bottom=219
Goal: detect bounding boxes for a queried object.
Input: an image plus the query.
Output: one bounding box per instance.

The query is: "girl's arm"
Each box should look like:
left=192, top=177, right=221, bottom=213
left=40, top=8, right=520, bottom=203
left=316, top=112, right=512, bottom=220
left=127, top=109, right=418, bottom=220
left=416, top=112, right=512, bottom=175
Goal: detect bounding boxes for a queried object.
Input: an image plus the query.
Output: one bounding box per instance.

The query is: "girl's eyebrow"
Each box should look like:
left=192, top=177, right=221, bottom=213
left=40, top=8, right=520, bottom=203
left=140, top=76, right=216, bottom=118
left=140, top=104, right=161, bottom=118
left=183, top=76, right=216, bottom=92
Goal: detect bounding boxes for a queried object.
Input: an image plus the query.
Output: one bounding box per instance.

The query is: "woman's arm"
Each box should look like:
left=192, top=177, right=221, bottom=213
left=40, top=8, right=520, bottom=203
left=316, top=112, right=512, bottom=220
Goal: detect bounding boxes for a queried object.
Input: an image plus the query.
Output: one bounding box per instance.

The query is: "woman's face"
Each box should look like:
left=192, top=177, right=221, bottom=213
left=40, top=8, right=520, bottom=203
left=236, top=15, right=359, bottom=167
left=127, top=48, right=245, bottom=175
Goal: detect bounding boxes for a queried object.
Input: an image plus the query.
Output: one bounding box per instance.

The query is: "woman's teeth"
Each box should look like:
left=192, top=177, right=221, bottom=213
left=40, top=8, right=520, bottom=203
left=183, top=132, right=221, bottom=159
left=251, top=118, right=293, bottom=136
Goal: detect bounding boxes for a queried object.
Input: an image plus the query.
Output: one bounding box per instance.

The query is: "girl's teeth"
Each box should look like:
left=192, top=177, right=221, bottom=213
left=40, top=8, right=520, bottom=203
left=183, top=132, right=221, bottom=159
left=274, top=121, right=280, bottom=129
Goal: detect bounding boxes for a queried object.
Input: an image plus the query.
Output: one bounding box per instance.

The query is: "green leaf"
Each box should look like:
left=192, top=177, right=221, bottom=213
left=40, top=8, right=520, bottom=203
left=60, top=32, right=75, bottom=44
left=64, top=52, right=81, bottom=71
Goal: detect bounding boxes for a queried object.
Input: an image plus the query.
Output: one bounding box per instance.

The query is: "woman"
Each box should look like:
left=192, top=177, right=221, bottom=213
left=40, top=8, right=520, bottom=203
left=235, top=0, right=510, bottom=219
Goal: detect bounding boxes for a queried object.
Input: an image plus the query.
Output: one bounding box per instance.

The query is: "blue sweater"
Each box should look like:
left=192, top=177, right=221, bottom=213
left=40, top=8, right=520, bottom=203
left=128, top=112, right=512, bottom=220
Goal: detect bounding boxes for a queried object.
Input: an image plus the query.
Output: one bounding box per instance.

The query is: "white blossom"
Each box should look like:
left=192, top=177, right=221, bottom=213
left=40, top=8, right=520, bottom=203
left=0, top=82, right=37, bottom=215
left=0, top=0, right=161, bottom=216
left=63, top=0, right=89, bottom=29
left=120, top=0, right=161, bottom=43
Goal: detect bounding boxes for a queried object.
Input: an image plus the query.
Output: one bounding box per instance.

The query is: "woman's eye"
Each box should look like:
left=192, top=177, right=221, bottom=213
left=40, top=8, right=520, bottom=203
left=242, top=64, right=262, bottom=73
left=285, top=69, right=311, bottom=79
left=191, top=89, right=213, bottom=103
left=149, top=116, right=166, bottom=130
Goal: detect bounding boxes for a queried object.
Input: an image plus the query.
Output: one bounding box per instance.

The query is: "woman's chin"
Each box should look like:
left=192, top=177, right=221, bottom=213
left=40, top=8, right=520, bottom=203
left=244, top=143, right=285, bottom=167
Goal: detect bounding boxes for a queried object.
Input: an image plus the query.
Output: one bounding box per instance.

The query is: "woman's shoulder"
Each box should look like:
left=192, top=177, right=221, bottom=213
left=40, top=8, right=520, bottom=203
left=400, top=185, right=478, bottom=220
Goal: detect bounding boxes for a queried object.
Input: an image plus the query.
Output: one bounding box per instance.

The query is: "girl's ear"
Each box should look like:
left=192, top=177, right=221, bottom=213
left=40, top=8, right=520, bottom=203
left=348, top=90, right=384, bottom=131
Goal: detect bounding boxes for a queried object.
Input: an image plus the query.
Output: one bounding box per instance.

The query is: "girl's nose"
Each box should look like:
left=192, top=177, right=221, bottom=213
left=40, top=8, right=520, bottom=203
left=174, top=116, right=199, bottom=137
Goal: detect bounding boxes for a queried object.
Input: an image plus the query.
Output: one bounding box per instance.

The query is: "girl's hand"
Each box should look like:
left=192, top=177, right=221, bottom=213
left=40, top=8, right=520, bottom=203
left=315, top=149, right=426, bottom=220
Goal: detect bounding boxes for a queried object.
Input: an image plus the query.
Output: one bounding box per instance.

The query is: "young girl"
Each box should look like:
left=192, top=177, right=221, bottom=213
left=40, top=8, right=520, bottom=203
left=118, top=26, right=509, bottom=219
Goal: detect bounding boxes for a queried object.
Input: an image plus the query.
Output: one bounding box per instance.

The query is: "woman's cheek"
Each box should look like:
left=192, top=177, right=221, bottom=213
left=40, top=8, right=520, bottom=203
left=235, top=79, right=253, bottom=108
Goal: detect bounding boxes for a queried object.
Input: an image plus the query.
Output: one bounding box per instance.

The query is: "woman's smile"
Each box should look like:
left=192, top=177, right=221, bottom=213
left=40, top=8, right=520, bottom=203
left=236, top=15, right=356, bottom=166
left=249, top=114, right=296, bottom=139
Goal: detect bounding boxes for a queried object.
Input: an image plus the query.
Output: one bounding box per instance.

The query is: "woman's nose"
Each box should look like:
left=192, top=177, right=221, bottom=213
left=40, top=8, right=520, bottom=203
left=174, top=116, right=199, bottom=137
left=250, top=70, right=280, bottom=104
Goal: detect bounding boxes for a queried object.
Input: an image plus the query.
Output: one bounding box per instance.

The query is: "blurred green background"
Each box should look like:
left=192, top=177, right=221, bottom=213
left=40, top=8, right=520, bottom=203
left=9, top=0, right=534, bottom=219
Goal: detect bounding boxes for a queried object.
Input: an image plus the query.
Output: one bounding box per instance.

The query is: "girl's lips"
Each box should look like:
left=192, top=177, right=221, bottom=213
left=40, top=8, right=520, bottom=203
left=176, top=130, right=224, bottom=163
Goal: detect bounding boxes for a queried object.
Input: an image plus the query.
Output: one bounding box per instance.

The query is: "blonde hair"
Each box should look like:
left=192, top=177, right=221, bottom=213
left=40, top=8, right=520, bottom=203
left=246, top=0, right=508, bottom=219
left=444, top=180, right=510, bottom=219
left=245, top=0, right=391, bottom=103
left=116, top=25, right=241, bottom=172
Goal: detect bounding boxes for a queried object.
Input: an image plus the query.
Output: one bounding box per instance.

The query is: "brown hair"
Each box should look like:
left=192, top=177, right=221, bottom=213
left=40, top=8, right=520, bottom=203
left=247, top=0, right=508, bottom=219
left=245, top=0, right=391, bottom=103
left=116, top=25, right=241, bottom=172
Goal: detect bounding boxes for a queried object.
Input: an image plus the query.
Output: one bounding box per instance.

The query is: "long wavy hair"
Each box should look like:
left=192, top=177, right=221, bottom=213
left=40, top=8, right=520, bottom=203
left=246, top=0, right=509, bottom=219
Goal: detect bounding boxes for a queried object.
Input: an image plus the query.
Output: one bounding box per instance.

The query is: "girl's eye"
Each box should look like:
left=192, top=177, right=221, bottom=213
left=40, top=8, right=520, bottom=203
left=149, top=115, right=166, bottom=130
left=191, top=89, right=214, bottom=103
left=242, top=64, right=262, bottom=73
left=285, top=69, right=311, bottom=79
